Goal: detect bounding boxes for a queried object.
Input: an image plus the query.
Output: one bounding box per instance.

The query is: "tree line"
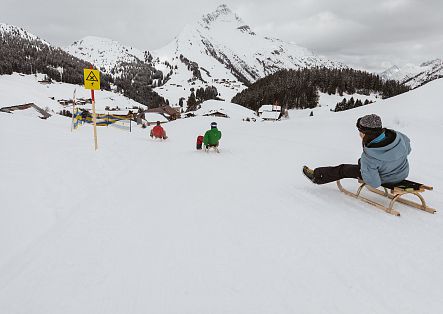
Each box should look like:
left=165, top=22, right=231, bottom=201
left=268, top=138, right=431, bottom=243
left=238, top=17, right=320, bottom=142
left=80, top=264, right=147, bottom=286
left=231, top=67, right=410, bottom=111
left=334, top=97, right=374, bottom=112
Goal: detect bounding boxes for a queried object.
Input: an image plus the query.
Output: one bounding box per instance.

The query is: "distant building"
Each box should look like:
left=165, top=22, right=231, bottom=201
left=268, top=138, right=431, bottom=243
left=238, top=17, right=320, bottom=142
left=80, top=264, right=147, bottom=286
left=144, top=105, right=181, bottom=121
left=258, top=104, right=281, bottom=121
left=202, top=110, right=229, bottom=118
left=38, top=77, right=52, bottom=85
left=0, top=103, right=51, bottom=119
left=142, top=113, right=169, bottom=126
left=182, top=112, right=196, bottom=118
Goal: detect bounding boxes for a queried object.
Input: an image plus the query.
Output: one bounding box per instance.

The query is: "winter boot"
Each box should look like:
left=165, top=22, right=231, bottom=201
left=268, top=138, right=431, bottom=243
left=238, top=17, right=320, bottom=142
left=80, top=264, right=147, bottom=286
left=302, top=166, right=316, bottom=184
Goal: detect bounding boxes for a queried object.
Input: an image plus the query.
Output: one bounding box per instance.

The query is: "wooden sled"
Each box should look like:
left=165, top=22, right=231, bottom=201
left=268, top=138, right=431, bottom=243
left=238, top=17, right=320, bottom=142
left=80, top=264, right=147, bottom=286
left=336, top=179, right=436, bottom=216
left=151, top=136, right=167, bottom=141
left=205, top=146, right=220, bottom=153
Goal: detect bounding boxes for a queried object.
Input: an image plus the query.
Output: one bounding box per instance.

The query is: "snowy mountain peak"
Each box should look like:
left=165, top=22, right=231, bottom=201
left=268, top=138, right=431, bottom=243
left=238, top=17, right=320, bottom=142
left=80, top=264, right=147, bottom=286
left=151, top=5, right=344, bottom=104
left=200, top=4, right=244, bottom=28
left=0, top=23, right=50, bottom=46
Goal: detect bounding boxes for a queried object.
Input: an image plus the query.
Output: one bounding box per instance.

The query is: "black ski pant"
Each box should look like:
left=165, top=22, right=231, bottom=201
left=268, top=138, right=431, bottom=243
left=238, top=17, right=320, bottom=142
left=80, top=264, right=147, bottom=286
left=314, top=164, right=361, bottom=185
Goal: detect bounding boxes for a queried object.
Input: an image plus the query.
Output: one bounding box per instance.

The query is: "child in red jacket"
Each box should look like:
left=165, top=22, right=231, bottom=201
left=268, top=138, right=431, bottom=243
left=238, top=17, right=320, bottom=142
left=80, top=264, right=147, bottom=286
left=150, top=121, right=167, bottom=139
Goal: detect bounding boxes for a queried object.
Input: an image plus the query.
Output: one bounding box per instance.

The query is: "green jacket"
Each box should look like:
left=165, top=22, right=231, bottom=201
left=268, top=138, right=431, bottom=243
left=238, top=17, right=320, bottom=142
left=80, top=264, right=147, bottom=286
left=203, top=128, right=222, bottom=146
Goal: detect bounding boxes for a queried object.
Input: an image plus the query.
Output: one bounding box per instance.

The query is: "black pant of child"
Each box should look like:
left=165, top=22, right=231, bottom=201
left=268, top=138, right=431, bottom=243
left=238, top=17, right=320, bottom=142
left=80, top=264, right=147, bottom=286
left=314, top=164, right=361, bottom=184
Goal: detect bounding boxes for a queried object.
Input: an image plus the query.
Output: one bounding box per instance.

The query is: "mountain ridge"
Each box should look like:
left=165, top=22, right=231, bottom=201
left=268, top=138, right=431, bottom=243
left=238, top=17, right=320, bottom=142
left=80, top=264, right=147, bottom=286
left=381, top=58, right=443, bottom=88
left=0, top=23, right=50, bottom=46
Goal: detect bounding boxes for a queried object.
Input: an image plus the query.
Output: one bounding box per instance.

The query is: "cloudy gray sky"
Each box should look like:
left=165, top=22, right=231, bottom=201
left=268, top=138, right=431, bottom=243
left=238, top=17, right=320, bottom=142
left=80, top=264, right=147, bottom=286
left=2, top=0, right=442, bottom=72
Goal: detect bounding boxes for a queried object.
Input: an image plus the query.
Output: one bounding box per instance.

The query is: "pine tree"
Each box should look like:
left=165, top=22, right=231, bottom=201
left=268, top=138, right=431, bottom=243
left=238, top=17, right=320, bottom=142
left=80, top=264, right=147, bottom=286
left=186, top=92, right=197, bottom=112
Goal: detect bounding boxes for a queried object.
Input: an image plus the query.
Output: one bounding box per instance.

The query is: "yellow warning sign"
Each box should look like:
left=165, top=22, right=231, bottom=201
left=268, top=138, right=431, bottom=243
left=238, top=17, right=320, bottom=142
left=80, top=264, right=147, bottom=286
left=84, top=69, right=100, bottom=90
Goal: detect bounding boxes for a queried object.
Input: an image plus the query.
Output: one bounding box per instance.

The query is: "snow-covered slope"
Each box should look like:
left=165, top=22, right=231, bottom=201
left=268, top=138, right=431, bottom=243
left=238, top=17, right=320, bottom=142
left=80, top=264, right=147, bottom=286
left=1, top=78, right=443, bottom=313
left=381, top=58, right=443, bottom=88
left=0, top=73, right=146, bottom=113
left=65, top=36, right=147, bottom=74
left=153, top=5, right=345, bottom=104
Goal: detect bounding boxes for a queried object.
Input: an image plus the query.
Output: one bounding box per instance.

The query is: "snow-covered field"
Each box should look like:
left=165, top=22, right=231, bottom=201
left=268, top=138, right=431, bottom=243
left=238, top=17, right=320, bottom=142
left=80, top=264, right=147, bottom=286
left=1, top=79, right=443, bottom=314
left=0, top=73, right=145, bottom=113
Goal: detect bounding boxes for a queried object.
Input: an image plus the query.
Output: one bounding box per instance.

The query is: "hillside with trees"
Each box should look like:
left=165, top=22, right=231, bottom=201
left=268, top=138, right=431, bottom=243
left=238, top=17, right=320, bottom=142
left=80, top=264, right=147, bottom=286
left=0, top=28, right=166, bottom=108
left=231, top=67, right=410, bottom=111
left=0, top=30, right=112, bottom=88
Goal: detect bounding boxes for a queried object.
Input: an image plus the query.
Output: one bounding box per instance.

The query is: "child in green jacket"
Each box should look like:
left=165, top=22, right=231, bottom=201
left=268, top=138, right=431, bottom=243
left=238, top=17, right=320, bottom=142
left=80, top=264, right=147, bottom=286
left=203, top=122, right=222, bottom=148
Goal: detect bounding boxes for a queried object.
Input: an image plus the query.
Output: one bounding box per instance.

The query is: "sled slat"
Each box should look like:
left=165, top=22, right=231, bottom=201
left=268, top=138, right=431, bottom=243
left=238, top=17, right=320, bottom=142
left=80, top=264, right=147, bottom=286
left=381, top=179, right=433, bottom=192
left=366, top=185, right=436, bottom=214
left=422, top=185, right=433, bottom=191
left=337, top=180, right=437, bottom=216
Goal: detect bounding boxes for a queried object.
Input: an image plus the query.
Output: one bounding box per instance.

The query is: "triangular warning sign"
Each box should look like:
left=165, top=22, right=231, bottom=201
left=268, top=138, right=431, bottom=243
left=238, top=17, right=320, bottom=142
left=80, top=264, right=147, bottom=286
left=86, top=71, right=98, bottom=82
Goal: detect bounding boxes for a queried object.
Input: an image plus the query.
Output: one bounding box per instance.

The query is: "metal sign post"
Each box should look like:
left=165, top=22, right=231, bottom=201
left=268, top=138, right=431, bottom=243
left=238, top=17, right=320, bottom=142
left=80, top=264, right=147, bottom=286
left=71, top=89, right=76, bottom=132
left=84, top=67, right=100, bottom=150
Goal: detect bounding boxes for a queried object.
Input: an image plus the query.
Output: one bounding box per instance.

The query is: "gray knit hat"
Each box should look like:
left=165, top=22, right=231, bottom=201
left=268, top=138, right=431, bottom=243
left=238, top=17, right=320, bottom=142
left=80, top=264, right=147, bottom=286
left=356, top=114, right=382, bottom=133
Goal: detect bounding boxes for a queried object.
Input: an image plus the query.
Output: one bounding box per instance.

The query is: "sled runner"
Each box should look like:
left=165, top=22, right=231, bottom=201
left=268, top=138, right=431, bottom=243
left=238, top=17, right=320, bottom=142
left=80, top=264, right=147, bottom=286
left=151, top=136, right=167, bottom=141
left=205, top=145, right=220, bottom=153
left=336, top=179, right=436, bottom=216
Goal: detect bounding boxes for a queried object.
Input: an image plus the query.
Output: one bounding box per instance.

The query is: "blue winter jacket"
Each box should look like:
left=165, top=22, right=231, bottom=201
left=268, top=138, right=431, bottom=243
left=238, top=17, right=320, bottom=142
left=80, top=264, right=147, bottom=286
left=360, top=131, right=411, bottom=188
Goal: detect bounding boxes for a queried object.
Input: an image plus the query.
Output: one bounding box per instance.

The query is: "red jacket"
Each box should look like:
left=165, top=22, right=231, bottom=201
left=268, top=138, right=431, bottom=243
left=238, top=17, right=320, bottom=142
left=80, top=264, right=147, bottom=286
left=151, top=125, right=165, bottom=138
left=197, top=135, right=204, bottom=144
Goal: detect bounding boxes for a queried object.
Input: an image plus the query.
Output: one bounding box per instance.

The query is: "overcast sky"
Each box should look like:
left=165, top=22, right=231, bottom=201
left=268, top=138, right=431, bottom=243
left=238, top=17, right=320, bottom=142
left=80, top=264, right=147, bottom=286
left=2, top=0, right=442, bottom=72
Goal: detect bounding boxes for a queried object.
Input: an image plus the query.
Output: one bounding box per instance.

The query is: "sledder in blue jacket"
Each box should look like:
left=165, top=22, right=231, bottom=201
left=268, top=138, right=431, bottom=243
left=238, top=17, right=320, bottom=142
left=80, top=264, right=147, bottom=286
left=360, top=130, right=411, bottom=188
left=303, top=114, right=412, bottom=188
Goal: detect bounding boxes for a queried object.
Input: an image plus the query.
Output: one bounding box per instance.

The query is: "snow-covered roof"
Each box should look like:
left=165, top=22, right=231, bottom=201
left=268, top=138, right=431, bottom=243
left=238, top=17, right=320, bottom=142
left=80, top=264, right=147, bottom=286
left=258, top=104, right=281, bottom=113
left=143, top=113, right=168, bottom=123
left=202, top=110, right=229, bottom=118
left=1, top=105, right=45, bottom=119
